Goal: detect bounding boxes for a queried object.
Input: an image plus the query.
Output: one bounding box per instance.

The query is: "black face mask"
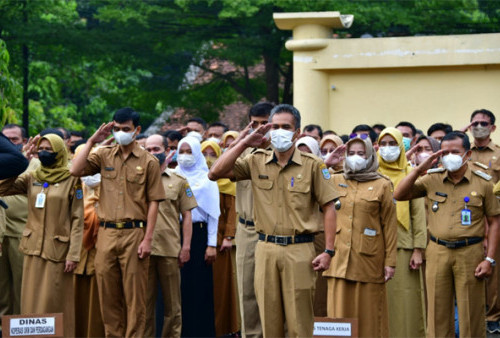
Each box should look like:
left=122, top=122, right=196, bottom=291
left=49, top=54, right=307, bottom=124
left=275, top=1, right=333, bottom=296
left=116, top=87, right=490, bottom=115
left=154, top=152, right=166, bottom=166
left=38, top=151, right=58, bottom=167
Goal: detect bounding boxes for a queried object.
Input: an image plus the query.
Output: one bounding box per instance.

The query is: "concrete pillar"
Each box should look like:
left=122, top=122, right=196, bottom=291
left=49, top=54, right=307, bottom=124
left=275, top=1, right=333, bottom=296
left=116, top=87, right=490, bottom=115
left=274, top=12, right=353, bottom=129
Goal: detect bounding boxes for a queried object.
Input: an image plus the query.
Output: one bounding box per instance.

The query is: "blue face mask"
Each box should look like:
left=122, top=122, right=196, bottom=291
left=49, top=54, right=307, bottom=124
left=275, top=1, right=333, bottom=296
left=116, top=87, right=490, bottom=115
left=402, top=137, right=412, bottom=151
left=171, top=151, right=177, bottom=163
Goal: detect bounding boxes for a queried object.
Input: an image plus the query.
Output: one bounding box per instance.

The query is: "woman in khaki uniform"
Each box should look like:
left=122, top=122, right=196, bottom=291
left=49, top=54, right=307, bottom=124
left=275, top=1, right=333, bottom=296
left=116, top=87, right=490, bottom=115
left=0, top=134, right=83, bottom=337
left=377, top=128, right=427, bottom=337
left=323, top=135, right=397, bottom=337
left=320, top=134, right=344, bottom=172
left=201, top=140, right=239, bottom=336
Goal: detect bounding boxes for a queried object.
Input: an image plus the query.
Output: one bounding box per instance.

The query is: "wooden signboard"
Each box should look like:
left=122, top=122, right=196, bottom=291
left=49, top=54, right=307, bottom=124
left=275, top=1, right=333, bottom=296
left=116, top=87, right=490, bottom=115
left=314, top=317, right=358, bottom=337
left=1, top=313, right=63, bottom=337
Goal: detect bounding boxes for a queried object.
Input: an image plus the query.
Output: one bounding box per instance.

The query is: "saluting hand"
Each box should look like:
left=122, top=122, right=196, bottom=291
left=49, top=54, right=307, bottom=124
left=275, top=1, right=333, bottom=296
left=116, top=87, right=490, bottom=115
left=325, top=145, right=346, bottom=168
left=415, top=149, right=444, bottom=175
left=24, top=135, right=41, bottom=160
left=89, top=122, right=114, bottom=144
left=243, top=123, right=272, bottom=148
left=312, top=252, right=331, bottom=271
left=460, top=121, right=474, bottom=133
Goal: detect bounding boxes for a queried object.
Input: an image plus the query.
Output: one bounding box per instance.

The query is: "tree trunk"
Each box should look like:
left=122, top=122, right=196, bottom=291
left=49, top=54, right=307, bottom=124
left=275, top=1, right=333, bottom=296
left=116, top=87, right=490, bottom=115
left=263, top=52, right=279, bottom=104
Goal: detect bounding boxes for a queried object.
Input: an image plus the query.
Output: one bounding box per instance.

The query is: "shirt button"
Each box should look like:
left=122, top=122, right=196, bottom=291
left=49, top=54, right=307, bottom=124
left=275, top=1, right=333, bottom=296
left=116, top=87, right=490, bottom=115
left=349, top=216, right=352, bottom=219
left=347, top=242, right=351, bottom=247
left=347, top=229, right=351, bottom=232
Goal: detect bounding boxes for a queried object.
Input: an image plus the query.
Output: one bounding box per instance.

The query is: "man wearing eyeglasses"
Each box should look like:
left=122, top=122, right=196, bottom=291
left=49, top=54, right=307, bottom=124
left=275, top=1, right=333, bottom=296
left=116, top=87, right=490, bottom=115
left=462, top=109, right=500, bottom=333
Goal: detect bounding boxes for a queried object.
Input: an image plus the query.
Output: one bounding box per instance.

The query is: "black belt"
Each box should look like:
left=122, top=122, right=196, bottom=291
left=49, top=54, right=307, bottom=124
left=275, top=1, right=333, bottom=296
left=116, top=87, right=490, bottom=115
left=239, top=217, right=255, bottom=227
left=100, top=220, right=146, bottom=229
left=258, top=232, right=314, bottom=246
left=430, top=235, right=482, bottom=249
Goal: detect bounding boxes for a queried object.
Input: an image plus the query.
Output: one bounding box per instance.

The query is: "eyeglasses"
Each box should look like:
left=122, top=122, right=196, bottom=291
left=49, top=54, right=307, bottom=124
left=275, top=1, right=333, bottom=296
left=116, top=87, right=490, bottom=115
left=471, top=121, right=490, bottom=127
left=349, top=133, right=368, bottom=140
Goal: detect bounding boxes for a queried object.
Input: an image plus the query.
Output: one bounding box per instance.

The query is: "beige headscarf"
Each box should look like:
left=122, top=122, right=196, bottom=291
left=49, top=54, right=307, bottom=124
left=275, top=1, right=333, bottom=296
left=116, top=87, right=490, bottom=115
left=201, top=140, right=236, bottom=196
left=377, top=127, right=411, bottom=231
left=320, top=134, right=344, bottom=149
left=32, top=134, right=71, bottom=184
left=343, top=136, right=382, bottom=182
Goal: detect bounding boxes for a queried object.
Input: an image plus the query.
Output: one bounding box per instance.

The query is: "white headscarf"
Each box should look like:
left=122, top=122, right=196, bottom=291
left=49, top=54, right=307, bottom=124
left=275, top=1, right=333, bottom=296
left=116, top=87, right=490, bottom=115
left=296, top=136, right=321, bottom=157
left=175, top=136, right=220, bottom=220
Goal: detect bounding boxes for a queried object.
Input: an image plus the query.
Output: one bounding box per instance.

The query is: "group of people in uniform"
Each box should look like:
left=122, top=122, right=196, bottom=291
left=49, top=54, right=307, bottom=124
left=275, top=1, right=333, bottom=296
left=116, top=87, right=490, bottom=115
left=1, top=104, right=500, bottom=338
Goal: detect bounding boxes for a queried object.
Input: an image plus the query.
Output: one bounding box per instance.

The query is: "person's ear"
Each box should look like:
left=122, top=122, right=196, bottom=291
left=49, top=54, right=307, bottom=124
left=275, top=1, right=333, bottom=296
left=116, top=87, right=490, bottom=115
left=135, top=125, right=142, bottom=135
left=491, top=125, right=496, bottom=133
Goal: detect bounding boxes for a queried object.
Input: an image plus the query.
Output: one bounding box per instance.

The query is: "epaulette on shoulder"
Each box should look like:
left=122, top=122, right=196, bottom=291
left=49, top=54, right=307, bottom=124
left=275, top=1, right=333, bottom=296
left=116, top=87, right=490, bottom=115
left=253, top=148, right=270, bottom=155
left=426, top=168, right=446, bottom=174
left=378, top=173, right=392, bottom=181
left=171, top=171, right=187, bottom=180
left=471, top=161, right=489, bottom=170
left=473, top=169, right=492, bottom=181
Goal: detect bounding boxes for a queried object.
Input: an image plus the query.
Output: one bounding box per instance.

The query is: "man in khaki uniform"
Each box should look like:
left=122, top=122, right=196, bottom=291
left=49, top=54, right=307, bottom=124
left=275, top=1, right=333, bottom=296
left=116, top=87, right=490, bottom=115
left=70, top=108, right=165, bottom=337
left=234, top=102, right=273, bottom=338
left=209, top=104, right=339, bottom=337
left=144, top=134, right=197, bottom=338
left=394, top=131, right=500, bottom=338
left=462, top=109, right=500, bottom=332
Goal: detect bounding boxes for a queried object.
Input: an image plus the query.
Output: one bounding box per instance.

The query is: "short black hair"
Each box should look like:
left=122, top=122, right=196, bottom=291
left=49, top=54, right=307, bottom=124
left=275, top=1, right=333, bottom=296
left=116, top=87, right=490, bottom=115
left=270, top=104, right=301, bottom=130
left=70, top=139, right=87, bottom=153
left=40, top=128, right=64, bottom=139
left=427, top=123, right=453, bottom=136
left=136, top=133, right=147, bottom=140
left=441, top=131, right=471, bottom=151
left=340, top=134, right=350, bottom=144
left=208, top=121, right=229, bottom=133
left=372, top=124, right=386, bottom=132
left=2, top=123, right=27, bottom=139
left=249, top=102, right=274, bottom=119
left=351, top=124, right=377, bottom=143
left=395, top=121, right=417, bottom=138
left=57, top=127, right=70, bottom=140
left=113, top=107, right=140, bottom=127
left=471, top=109, right=495, bottom=125
left=70, top=130, right=84, bottom=138
left=187, top=117, right=207, bottom=130
left=303, top=124, right=323, bottom=139
left=163, top=130, right=183, bottom=142
left=323, top=130, right=336, bottom=136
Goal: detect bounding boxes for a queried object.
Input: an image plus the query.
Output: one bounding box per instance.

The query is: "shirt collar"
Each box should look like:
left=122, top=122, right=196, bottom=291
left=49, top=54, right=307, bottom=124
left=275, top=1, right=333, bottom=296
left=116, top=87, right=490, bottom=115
left=111, top=141, right=142, bottom=158
left=266, top=148, right=302, bottom=167
left=443, top=165, right=472, bottom=184
left=472, top=139, right=495, bottom=151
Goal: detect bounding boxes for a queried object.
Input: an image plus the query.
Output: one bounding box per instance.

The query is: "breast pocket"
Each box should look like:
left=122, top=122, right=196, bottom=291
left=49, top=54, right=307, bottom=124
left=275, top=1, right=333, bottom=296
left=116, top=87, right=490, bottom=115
left=359, top=230, right=380, bottom=256
left=254, top=180, right=274, bottom=205
left=427, top=193, right=447, bottom=214
left=101, top=168, right=118, bottom=192
left=360, top=195, right=380, bottom=213
left=19, top=228, right=34, bottom=253
left=288, top=181, right=311, bottom=212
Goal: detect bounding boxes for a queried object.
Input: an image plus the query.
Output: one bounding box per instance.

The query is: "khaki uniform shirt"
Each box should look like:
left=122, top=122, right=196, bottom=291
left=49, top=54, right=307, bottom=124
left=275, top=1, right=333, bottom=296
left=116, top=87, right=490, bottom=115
left=233, top=149, right=340, bottom=235
left=323, top=174, right=397, bottom=283
left=414, top=166, right=500, bottom=241
left=397, top=197, right=427, bottom=249
left=0, top=174, right=84, bottom=262
left=152, top=169, right=197, bottom=257
left=218, top=193, right=236, bottom=246
left=80, top=142, right=165, bottom=222
left=470, top=140, right=500, bottom=183
left=236, top=148, right=254, bottom=221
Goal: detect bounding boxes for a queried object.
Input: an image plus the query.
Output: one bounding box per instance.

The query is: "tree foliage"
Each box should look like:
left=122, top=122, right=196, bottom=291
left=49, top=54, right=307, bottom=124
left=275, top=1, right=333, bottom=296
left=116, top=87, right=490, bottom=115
left=0, top=0, right=498, bottom=135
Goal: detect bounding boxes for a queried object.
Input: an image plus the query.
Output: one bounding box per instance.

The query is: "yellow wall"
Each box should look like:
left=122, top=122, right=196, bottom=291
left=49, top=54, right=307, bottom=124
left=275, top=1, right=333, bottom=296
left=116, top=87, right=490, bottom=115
left=273, top=13, right=500, bottom=143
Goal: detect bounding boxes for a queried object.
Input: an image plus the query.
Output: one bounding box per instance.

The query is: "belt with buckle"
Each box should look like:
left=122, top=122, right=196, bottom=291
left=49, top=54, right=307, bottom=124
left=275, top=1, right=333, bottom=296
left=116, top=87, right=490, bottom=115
left=258, top=232, right=314, bottom=246
left=430, top=235, right=482, bottom=249
left=239, top=217, right=255, bottom=227
left=100, top=220, right=146, bottom=229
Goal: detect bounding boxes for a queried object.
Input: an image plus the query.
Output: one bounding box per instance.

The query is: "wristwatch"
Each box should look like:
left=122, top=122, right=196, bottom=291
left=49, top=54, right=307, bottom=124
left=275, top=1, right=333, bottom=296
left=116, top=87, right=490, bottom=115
left=486, top=256, right=496, bottom=267
left=324, top=249, right=335, bottom=257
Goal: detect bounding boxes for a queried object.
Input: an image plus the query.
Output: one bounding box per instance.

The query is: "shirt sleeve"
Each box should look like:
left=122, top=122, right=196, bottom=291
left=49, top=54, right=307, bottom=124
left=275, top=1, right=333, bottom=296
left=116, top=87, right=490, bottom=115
left=79, top=149, right=102, bottom=177
left=313, top=161, right=341, bottom=206
left=413, top=175, right=429, bottom=198
left=67, top=178, right=84, bottom=262
left=0, top=173, right=30, bottom=196
left=380, top=180, right=398, bottom=267
left=410, top=197, right=427, bottom=249
left=207, top=214, right=218, bottom=247
left=0, top=133, right=29, bottom=180
left=178, top=179, right=198, bottom=213
left=233, top=154, right=252, bottom=181
left=146, top=159, right=166, bottom=202
left=484, top=181, right=500, bottom=217
left=223, top=195, right=237, bottom=237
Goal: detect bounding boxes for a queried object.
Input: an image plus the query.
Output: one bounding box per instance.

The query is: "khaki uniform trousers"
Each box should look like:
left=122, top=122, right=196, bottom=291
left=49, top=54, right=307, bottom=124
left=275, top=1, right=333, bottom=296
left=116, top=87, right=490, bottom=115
left=486, top=244, right=500, bottom=322
left=95, top=227, right=149, bottom=338
left=235, top=223, right=262, bottom=338
left=254, top=241, right=316, bottom=338
left=426, top=241, right=486, bottom=338
left=0, top=236, right=23, bottom=317
left=74, top=273, right=105, bottom=337
left=145, top=255, right=181, bottom=338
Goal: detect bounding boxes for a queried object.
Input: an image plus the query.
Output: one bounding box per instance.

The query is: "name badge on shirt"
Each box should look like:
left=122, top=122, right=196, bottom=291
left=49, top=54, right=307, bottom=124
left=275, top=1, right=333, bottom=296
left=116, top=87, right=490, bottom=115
left=461, top=196, right=471, bottom=226
left=35, top=192, right=46, bottom=208
left=364, top=228, right=376, bottom=236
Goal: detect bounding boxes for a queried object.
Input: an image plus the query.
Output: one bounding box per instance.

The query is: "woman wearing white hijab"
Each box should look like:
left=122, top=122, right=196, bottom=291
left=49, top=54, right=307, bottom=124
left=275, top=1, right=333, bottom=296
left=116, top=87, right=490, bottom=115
left=175, top=136, right=220, bottom=337
left=296, top=136, right=321, bottom=158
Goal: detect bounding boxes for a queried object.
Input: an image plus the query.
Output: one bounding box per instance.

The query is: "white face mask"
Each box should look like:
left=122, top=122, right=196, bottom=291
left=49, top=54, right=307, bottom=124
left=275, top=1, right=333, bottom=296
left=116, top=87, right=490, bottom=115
left=177, top=154, right=196, bottom=168
left=186, top=131, right=203, bottom=142
left=271, top=129, right=295, bottom=152
left=113, top=129, right=136, bottom=146
left=207, top=137, right=221, bottom=144
left=345, top=155, right=368, bottom=172
left=471, top=126, right=490, bottom=139
left=81, top=173, right=101, bottom=188
left=379, top=146, right=400, bottom=163
left=415, top=152, right=431, bottom=165
left=442, top=153, right=466, bottom=172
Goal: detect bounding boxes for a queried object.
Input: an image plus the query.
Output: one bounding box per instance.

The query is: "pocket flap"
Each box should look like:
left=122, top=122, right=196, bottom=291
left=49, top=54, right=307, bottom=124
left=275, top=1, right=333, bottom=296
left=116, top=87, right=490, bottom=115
left=54, top=235, right=70, bottom=242
left=428, top=193, right=447, bottom=203
left=255, top=180, right=273, bottom=190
